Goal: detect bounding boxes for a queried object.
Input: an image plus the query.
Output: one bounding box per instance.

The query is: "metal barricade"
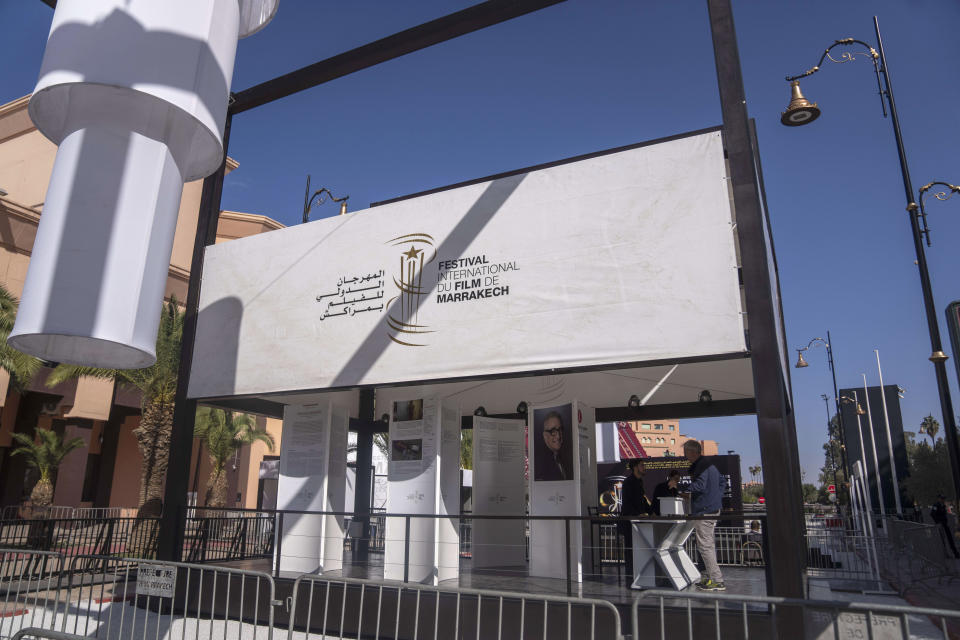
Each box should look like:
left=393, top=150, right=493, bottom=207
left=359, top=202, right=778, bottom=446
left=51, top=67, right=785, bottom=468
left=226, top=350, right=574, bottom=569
left=633, top=589, right=960, bottom=640
left=54, top=554, right=277, bottom=640
left=1, top=550, right=67, bottom=640
left=11, top=630, right=86, bottom=640
left=286, top=574, right=623, bottom=640
left=805, top=528, right=877, bottom=583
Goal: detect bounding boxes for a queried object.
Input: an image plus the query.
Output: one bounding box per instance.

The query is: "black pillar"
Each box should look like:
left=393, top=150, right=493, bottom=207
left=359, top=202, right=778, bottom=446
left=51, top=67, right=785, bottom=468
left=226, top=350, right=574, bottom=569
left=352, top=389, right=376, bottom=561
left=707, top=0, right=806, bottom=606
left=157, top=115, right=232, bottom=561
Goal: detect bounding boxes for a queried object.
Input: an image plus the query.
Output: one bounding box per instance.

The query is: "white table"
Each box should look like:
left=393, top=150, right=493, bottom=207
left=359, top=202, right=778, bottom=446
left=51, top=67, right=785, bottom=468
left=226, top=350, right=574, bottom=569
left=630, top=498, right=701, bottom=590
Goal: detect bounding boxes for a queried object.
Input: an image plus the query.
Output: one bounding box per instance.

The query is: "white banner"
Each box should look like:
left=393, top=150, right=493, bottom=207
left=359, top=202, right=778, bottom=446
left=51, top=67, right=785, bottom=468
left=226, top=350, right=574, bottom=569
left=472, top=417, right=526, bottom=569
left=189, top=130, right=744, bottom=400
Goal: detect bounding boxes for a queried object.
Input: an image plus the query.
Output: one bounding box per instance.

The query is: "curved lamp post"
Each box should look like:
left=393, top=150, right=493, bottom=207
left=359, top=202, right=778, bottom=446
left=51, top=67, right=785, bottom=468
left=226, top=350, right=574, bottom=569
left=303, top=174, right=349, bottom=223
left=797, top=334, right=849, bottom=485
left=781, top=17, right=960, bottom=506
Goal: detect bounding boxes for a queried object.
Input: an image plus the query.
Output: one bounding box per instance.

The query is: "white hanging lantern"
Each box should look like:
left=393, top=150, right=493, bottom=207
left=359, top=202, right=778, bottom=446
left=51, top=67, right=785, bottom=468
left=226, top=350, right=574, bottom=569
left=9, top=0, right=277, bottom=369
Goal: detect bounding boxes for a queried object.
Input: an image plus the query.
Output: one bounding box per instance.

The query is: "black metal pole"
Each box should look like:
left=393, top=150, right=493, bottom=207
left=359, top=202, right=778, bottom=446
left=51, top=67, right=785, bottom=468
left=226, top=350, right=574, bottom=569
left=707, top=0, right=806, bottom=608
left=825, top=331, right=849, bottom=488
left=353, top=389, right=376, bottom=563
left=873, top=16, right=960, bottom=504
left=822, top=394, right=840, bottom=512
left=156, top=114, right=232, bottom=561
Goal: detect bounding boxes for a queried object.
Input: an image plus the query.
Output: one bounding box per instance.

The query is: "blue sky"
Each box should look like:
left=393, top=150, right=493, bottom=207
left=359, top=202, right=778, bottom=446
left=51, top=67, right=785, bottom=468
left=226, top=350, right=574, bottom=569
left=3, top=1, right=960, bottom=487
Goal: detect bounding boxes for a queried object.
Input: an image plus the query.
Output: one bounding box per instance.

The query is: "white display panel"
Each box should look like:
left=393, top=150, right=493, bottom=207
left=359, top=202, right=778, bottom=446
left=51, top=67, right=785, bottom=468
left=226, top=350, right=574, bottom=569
left=472, top=417, right=526, bottom=569
left=275, top=401, right=348, bottom=574
left=528, top=401, right=582, bottom=581
left=384, top=397, right=460, bottom=584
left=189, top=131, right=744, bottom=400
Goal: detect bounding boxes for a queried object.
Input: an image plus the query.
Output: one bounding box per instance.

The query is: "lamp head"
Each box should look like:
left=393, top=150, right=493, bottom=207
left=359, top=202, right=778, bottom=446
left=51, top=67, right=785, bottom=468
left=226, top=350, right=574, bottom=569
left=781, top=81, right=821, bottom=127
left=698, top=390, right=713, bottom=404
left=795, top=350, right=810, bottom=368
left=516, top=401, right=528, bottom=415
left=627, top=394, right=640, bottom=409
left=474, top=406, right=487, bottom=417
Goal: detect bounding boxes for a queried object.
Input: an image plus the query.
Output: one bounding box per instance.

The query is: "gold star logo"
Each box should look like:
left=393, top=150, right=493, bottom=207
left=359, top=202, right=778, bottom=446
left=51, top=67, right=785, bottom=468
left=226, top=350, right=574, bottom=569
left=403, top=245, right=420, bottom=260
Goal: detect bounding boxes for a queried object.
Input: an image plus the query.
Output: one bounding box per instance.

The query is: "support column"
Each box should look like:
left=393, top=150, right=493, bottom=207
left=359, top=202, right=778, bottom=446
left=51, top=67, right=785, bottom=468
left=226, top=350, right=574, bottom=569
left=706, top=0, right=806, bottom=607
left=352, top=389, right=375, bottom=562
left=157, top=116, right=231, bottom=561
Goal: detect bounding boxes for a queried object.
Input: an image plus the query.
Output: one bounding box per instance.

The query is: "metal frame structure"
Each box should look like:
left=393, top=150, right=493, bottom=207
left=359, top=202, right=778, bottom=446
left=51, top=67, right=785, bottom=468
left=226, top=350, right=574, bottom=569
left=37, top=0, right=805, bottom=608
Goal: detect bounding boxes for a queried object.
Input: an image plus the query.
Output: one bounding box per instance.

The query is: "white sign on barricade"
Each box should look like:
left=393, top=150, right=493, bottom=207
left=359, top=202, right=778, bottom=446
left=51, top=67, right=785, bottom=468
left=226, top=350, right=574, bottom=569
left=136, top=563, right=176, bottom=598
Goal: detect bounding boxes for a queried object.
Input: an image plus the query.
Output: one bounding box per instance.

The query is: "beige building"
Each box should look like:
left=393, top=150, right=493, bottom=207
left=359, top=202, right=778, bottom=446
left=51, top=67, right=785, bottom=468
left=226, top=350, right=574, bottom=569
left=0, top=95, right=284, bottom=512
left=627, top=420, right=719, bottom=457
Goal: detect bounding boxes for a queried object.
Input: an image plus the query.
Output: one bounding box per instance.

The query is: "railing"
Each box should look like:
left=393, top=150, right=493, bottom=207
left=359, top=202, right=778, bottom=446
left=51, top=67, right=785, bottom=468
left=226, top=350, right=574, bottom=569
left=633, top=588, right=960, bottom=640
left=182, top=511, right=274, bottom=563
left=0, top=518, right=159, bottom=562
left=0, top=507, right=136, bottom=521
left=194, top=506, right=765, bottom=597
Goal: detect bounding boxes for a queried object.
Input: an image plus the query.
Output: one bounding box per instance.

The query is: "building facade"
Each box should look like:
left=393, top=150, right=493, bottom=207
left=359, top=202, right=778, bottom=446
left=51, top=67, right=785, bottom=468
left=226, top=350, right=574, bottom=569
left=626, top=420, right=719, bottom=457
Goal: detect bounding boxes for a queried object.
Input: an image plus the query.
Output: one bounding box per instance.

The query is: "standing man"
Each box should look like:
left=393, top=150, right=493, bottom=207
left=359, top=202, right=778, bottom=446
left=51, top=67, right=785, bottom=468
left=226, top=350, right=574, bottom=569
left=683, top=439, right=726, bottom=591
left=619, top=458, right=653, bottom=574
left=931, top=494, right=960, bottom=559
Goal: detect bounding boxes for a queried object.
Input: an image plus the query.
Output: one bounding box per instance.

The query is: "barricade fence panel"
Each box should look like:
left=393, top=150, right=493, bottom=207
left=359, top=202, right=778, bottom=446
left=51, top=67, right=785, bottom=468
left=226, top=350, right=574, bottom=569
left=1, top=552, right=277, bottom=640
left=11, top=629, right=87, bottom=640
left=633, top=589, right=960, bottom=640
left=1, top=550, right=66, bottom=640
left=286, top=574, right=623, bottom=640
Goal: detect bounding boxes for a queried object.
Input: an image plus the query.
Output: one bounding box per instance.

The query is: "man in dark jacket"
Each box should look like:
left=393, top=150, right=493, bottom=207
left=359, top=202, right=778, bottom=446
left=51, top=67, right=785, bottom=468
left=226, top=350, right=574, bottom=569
left=931, top=494, right=959, bottom=559
left=619, top=458, right=653, bottom=573
left=683, top=439, right=726, bottom=591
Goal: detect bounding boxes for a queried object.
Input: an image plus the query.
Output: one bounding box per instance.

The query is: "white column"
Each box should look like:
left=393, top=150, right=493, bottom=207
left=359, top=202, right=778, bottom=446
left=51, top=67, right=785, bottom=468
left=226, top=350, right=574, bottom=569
left=384, top=396, right=459, bottom=584
left=10, top=0, right=276, bottom=368
left=276, top=400, right=348, bottom=574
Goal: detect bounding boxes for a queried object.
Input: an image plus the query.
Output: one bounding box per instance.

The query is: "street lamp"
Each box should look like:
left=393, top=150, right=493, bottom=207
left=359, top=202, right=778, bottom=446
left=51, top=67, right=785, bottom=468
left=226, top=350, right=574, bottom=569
left=820, top=393, right=840, bottom=513
left=781, top=18, right=960, bottom=507
left=797, top=334, right=849, bottom=479
left=840, top=391, right=880, bottom=520
left=302, top=174, right=349, bottom=223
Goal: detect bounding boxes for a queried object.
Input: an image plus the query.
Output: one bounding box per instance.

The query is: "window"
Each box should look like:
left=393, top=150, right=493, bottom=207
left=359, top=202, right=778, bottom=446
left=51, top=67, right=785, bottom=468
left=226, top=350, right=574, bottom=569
left=669, top=425, right=675, bottom=431
left=641, top=423, right=651, bottom=430
left=671, top=438, right=676, bottom=444
left=654, top=424, right=663, bottom=430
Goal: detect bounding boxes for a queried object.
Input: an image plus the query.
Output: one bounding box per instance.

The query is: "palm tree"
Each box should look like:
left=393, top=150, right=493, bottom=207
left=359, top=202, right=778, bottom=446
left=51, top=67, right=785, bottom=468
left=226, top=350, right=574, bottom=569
left=10, top=429, right=84, bottom=507
left=45, top=298, right=183, bottom=516
left=194, top=407, right=275, bottom=507
left=919, top=415, right=940, bottom=446
left=0, top=284, right=42, bottom=388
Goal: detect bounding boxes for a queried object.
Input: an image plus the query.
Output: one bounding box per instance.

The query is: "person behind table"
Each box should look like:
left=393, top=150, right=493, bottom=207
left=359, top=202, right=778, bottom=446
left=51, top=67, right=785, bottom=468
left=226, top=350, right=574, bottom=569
left=931, top=493, right=960, bottom=559
left=618, top=458, right=653, bottom=573
left=535, top=411, right=569, bottom=481
left=652, top=469, right=682, bottom=516
left=682, top=439, right=726, bottom=591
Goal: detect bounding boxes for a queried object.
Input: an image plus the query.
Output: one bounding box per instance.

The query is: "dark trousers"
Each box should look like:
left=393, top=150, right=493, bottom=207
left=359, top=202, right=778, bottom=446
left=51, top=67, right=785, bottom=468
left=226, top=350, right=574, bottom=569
left=940, top=522, right=960, bottom=558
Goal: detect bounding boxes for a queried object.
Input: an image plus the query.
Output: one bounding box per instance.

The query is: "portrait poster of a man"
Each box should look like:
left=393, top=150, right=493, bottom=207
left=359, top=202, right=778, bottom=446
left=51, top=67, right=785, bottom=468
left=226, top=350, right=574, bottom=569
left=533, top=404, right=574, bottom=482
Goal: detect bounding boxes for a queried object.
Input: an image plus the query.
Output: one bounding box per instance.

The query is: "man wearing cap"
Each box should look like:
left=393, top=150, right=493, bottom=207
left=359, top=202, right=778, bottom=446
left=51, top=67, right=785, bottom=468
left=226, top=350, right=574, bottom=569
left=931, top=494, right=959, bottom=559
